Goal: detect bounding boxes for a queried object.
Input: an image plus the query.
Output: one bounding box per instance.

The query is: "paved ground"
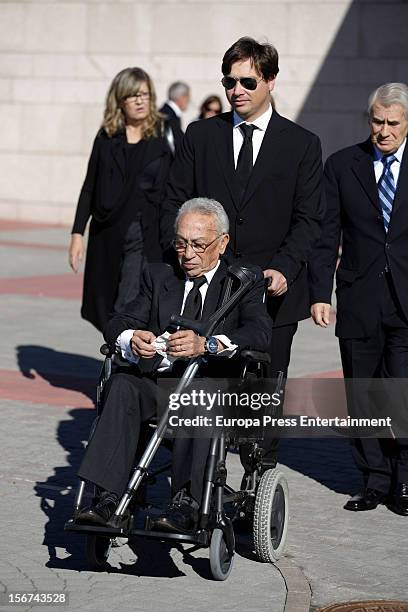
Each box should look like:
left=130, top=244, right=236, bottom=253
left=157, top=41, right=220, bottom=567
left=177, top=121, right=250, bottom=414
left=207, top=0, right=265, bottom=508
left=0, top=219, right=407, bottom=612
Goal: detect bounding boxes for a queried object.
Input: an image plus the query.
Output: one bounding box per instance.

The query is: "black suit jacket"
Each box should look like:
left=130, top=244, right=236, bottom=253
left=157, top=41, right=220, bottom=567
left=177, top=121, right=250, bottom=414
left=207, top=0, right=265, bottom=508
left=72, top=128, right=171, bottom=331
left=160, top=110, right=324, bottom=325
left=309, top=138, right=408, bottom=338
left=105, top=259, right=272, bottom=373
left=159, top=103, right=184, bottom=154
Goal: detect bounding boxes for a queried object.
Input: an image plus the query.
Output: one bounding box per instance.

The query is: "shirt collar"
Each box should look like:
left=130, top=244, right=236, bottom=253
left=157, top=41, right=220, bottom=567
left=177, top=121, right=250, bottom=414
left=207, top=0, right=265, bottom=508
left=233, top=104, right=273, bottom=132
left=373, top=138, right=406, bottom=163
left=167, top=99, right=183, bottom=118
left=185, top=260, right=221, bottom=285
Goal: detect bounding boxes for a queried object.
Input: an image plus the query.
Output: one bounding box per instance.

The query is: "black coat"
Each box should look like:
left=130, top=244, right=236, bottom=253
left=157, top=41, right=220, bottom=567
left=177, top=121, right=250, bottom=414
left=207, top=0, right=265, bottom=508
left=105, top=259, right=272, bottom=373
left=159, top=103, right=184, bottom=153
left=309, top=138, right=408, bottom=338
left=160, top=111, right=324, bottom=326
left=72, top=129, right=171, bottom=331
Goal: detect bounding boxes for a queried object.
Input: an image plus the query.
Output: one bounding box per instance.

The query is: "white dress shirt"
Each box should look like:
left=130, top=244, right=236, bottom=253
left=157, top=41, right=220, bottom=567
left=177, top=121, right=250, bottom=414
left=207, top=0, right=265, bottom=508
left=373, top=138, right=406, bottom=185
left=117, top=260, right=237, bottom=367
left=233, top=105, right=273, bottom=168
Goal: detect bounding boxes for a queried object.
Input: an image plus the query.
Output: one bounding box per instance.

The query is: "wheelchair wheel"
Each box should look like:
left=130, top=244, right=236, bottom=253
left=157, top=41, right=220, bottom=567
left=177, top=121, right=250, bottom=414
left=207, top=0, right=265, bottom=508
left=253, top=468, right=289, bottom=563
left=209, top=528, right=234, bottom=581
left=86, top=535, right=112, bottom=570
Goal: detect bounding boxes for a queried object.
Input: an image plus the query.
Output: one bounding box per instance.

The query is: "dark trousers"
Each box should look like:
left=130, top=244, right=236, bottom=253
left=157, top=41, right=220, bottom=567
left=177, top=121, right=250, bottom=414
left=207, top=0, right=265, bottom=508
left=240, top=322, right=298, bottom=471
left=78, top=373, right=157, bottom=497
left=78, top=371, right=210, bottom=503
left=339, top=274, right=408, bottom=492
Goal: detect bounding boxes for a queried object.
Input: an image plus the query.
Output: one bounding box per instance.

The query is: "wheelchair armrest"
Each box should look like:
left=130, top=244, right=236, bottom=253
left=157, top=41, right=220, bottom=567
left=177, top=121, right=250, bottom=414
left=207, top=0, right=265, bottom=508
left=240, top=349, right=271, bottom=364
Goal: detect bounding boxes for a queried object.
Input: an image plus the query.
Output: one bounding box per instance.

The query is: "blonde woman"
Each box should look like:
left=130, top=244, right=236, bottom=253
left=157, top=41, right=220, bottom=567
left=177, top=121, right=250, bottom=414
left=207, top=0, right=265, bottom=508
left=69, top=68, right=171, bottom=332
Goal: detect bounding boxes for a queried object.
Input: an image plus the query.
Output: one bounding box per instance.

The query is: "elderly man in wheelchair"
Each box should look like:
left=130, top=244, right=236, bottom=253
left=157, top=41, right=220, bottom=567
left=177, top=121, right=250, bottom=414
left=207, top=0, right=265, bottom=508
left=68, top=197, right=288, bottom=578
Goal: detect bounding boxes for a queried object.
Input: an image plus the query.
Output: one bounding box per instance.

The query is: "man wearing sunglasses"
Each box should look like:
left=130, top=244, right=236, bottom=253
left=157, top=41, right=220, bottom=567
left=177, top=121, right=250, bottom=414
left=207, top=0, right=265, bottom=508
left=161, top=36, right=324, bottom=470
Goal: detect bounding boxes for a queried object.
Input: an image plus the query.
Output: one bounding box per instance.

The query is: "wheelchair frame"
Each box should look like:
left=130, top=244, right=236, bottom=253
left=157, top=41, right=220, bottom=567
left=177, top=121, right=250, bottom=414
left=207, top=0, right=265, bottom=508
left=65, top=265, right=289, bottom=580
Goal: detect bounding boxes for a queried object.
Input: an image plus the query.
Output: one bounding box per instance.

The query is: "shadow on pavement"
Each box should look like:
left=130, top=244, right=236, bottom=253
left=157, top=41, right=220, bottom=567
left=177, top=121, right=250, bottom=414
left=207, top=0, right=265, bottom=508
left=279, top=438, right=362, bottom=494
left=35, top=406, right=185, bottom=576
left=35, top=407, right=96, bottom=570
left=17, top=344, right=101, bottom=404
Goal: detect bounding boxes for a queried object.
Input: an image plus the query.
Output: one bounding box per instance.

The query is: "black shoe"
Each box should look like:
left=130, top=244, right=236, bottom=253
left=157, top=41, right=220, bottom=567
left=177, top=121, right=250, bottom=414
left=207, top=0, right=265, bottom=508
left=344, top=488, right=388, bottom=512
left=76, top=491, right=119, bottom=526
left=388, top=483, right=408, bottom=516
left=151, top=491, right=198, bottom=534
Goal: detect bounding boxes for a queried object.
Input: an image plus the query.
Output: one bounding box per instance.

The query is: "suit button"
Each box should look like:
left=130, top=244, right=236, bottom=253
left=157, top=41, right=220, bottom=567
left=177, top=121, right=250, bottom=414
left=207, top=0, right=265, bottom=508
left=377, top=215, right=383, bottom=222
left=237, top=217, right=244, bottom=225
left=385, top=243, right=390, bottom=250
left=235, top=252, right=242, bottom=258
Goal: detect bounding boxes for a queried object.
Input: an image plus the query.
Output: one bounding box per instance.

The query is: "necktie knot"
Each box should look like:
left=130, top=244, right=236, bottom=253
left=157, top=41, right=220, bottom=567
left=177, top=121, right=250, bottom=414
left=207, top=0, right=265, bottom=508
left=239, top=123, right=256, bottom=142
left=381, top=154, right=397, bottom=169
left=190, top=276, right=206, bottom=289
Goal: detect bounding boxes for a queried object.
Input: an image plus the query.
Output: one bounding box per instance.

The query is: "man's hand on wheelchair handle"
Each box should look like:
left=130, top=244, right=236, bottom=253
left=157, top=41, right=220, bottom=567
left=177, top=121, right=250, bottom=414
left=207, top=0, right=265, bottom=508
left=131, top=330, right=157, bottom=358
left=263, top=269, right=288, bottom=296
left=310, top=302, right=331, bottom=327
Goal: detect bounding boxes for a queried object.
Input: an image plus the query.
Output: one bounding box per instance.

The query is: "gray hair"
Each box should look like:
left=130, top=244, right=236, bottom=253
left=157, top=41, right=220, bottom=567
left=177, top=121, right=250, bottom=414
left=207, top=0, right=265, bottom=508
left=175, top=198, right=230, bottom=234
left=368, top=82, right=408, bottom=118
left=168, top=81, right=190, bottom=100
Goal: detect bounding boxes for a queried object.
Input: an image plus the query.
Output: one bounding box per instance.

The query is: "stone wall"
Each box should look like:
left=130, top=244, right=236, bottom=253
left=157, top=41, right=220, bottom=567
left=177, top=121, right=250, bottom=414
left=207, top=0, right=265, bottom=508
left=0, top=1, right=407, bottom=223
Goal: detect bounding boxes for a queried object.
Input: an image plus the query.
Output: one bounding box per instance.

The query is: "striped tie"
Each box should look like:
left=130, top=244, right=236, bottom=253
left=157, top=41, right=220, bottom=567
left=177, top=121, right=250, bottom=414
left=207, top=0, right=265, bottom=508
left=378, top=154, right=397, bottom=232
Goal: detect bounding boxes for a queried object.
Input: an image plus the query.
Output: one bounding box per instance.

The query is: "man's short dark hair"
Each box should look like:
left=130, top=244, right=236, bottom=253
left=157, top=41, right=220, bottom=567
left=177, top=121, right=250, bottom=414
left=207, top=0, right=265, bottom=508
left=222, top=37, right=279, bottom=80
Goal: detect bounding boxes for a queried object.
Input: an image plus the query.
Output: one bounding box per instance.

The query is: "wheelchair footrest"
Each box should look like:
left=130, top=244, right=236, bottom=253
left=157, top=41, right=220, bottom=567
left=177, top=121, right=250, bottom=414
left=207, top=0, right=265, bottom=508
left=64, top=519, right=129, bottom=538
left=130, top=527, right=209, bottom=546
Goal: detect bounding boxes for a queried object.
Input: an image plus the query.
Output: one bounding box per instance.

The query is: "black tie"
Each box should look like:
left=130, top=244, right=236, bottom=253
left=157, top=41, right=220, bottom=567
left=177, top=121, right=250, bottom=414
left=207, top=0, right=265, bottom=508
left=182, top=276, right=206, bottom=320
left=236, top=123, right=256, bottom=203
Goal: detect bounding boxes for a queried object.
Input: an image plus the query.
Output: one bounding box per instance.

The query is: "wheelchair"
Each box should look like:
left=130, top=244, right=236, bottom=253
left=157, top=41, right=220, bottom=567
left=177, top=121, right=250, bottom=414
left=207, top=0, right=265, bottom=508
left=65, top=265, right=289, bottom=580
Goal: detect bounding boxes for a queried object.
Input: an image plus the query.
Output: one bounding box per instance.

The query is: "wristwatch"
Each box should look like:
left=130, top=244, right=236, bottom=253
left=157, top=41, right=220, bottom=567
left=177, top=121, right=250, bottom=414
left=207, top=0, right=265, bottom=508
left=204, top=336, right=219, bottom=355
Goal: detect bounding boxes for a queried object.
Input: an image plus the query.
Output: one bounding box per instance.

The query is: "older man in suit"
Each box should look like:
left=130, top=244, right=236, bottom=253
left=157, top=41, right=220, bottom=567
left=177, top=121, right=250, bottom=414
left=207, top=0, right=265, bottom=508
left=161, top=36, right=323, bottom=469
left=310, top=82, right=408, bottom=515
left=159, top=81, right=191, bottom=155
left=76, top=197, right=271, bottom=533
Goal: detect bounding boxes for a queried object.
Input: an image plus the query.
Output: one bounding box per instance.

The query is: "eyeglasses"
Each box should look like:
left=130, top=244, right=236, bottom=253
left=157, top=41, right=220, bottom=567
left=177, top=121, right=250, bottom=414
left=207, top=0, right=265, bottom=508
left=172, top=234, right=223, bottom=254
left=221, top=76, right=264, bottom=91
left=124, top=92, right=150, bottom=102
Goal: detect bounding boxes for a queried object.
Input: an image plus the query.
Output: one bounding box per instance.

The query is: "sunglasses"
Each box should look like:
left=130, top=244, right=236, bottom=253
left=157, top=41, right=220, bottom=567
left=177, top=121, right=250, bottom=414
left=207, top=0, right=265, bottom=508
left=221, top=76, right=263, bottom=91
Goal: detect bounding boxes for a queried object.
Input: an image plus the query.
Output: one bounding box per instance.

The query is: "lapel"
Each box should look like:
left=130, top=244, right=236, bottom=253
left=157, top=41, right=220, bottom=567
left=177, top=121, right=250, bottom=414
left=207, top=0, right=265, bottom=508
left=350, top=139, right=380, bottom=212
left=390, top=141, right=408, bottom=216
left=214, top=113, right=241, bottom=209
left=159, top=270, right=185, bottom=331
left=240, top=111, right=288, bottom=210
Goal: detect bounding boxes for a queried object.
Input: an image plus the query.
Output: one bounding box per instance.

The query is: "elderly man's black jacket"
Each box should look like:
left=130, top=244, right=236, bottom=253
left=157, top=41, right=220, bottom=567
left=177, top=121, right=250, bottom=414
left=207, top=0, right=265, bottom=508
left=309, top=138, right=408, bottom=338
left=105, top=259, right=272, bottom=371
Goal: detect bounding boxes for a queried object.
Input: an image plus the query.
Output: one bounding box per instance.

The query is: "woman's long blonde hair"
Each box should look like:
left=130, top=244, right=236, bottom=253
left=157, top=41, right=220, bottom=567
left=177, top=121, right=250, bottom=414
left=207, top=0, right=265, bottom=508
left=102, top=67, right=163, bottom=138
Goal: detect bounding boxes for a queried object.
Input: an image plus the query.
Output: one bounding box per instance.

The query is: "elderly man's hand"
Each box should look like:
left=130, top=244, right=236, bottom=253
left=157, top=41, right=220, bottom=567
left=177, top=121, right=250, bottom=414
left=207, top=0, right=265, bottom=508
left=167, top=330, right=207, bottom=358
left=310, top=303, right=331, bottom=327
left=131, top=330, right=157, bottom=358
left=264, top=269, right=288, bottom=296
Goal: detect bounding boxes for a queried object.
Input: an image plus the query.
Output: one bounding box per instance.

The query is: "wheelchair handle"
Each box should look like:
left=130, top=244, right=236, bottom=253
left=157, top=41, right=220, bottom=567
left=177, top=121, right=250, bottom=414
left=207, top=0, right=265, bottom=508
left=100, top=343, right=116, bottom=357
